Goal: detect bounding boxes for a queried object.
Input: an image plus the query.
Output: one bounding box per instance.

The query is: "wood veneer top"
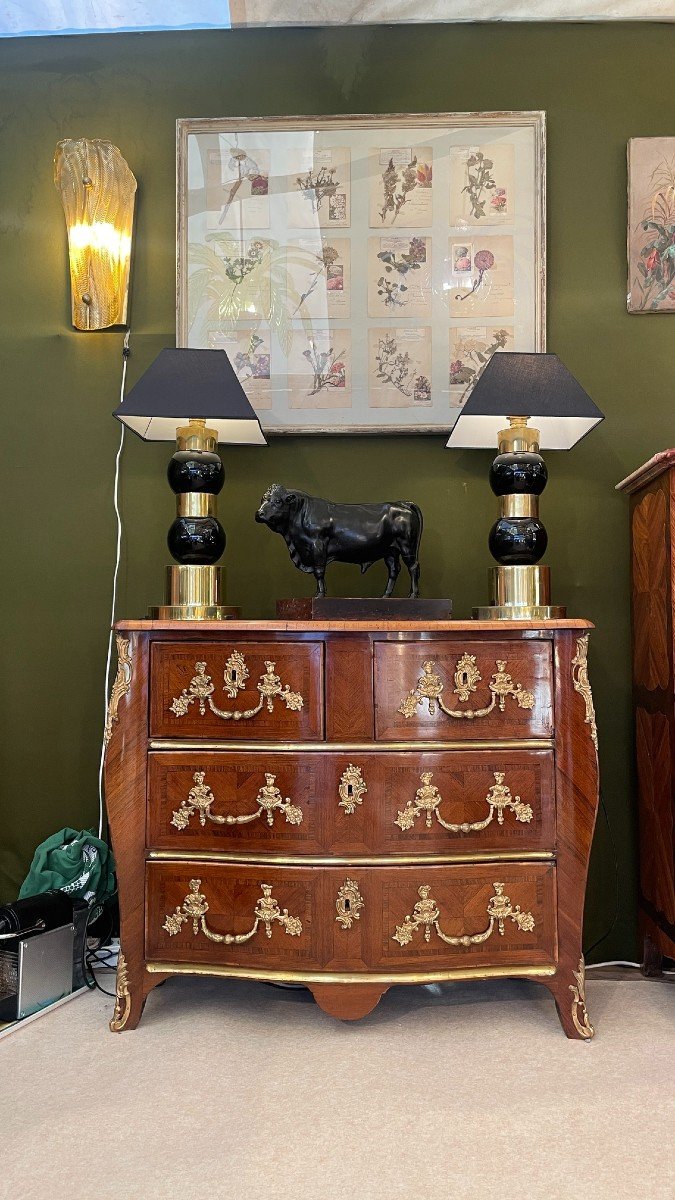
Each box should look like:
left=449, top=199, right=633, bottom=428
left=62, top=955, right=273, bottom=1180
left=115, top=618, right=594, bottom=632
left=616, top=449, right=675, bottom=494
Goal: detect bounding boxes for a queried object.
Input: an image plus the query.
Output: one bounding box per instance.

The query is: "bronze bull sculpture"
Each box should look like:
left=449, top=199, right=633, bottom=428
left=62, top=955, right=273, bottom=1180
left=255, top=484, right=423, bottom=598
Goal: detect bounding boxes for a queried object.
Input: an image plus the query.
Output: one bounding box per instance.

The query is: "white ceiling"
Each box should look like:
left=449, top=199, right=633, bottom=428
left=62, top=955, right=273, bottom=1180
left=233, top=0, right=675, bottom=18
left=1, top=0, right=672, bottom=36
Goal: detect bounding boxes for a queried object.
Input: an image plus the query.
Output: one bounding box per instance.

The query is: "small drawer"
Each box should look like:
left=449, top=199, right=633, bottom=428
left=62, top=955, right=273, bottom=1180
left=145, top=861, right=556, bottom=974
left=150, top=641, right=324, bottom=741
left=147, top=863, right=323, bottom=971
left=374, top=640, right=553, bottom=742
left=147, top=750, right=555, bottom=858
left=147, top=752, right=326, bottom=855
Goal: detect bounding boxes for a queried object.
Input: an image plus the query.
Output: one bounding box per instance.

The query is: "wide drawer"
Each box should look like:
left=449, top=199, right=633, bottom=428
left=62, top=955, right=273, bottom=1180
left=147, top=749, right=555, bottom=857
left=145, top=861, right=556, bottom=974
left=150, top=641, right=324, bottom=741
left=375, top=640, right=554, bottom=741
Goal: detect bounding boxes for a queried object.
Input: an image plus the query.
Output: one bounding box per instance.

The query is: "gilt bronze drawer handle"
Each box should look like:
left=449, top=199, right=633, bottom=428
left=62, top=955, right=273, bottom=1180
left=392, top=881, right=535, bottom=948
left=338, top=764, right=367, bottom=815
left=398, top=655, right=534, bottom=721
left=170, top=771, right=303, bottom=831
left=395, top=770, right=533, bottom=834
left=162, top=879, right=303, bottom=943
left=169, top=652, right=304, bottom=722
left=335, top=879, right=365, bottom=930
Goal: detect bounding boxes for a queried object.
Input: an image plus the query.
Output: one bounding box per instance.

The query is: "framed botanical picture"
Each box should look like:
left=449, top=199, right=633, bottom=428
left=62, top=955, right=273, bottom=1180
left=627, top=137, right=675, bottom=314
left=177, top=112, right=546, bottom=434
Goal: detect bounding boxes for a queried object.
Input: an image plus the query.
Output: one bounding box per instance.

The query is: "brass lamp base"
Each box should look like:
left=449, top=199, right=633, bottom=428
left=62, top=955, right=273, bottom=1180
left=473, top=565, right=566, bottom=621
left=148, top=565, right=240, bottom=620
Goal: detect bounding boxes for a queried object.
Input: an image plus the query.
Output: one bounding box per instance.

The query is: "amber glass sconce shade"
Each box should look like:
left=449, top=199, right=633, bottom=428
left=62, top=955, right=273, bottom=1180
left=54, top=139, right=136, bottom=330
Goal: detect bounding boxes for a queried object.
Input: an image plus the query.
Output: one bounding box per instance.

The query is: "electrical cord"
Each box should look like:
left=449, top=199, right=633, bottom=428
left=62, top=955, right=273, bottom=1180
left=581, top=794, right=675, bottom=975
left=81, top=891, right=119, bottom=998
left=97, top=330, right=130, bottom=839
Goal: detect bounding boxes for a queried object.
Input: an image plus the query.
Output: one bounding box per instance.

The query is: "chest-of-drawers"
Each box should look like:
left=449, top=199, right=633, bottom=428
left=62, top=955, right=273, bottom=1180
left=104, top=618, right=599, bottom=1038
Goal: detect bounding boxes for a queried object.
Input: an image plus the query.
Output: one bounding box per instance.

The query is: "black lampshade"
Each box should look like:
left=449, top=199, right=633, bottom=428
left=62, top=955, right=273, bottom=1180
left=446, top=353, right=604, bottom=450
left=113, top=347, right=267, bottom=444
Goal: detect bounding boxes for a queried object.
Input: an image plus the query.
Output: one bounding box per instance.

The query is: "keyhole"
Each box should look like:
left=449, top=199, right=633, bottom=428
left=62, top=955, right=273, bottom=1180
left=230, top=670, right=237, bottom=683
left=347, top=784, right=353, bottom=797
left=344, top=898, right=350, bottom=911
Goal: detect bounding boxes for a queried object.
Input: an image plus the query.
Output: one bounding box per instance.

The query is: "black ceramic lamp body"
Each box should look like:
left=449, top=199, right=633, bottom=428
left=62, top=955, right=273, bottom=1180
left=477, top=415, right=564, bottom=619
left=167, top=447, right=226, bottom=565
left=153, top=418, right=238, bottom=619
left=112, top=347, right=267, bottom=620
left=488, top=449, right=548, bottom=565
left=444, top=352, right=605, bottom=620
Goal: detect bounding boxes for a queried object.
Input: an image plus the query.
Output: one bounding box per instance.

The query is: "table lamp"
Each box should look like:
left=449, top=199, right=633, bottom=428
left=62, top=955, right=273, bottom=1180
left=446, top=352, right=604, bottom=620
left=114, top=347, right=266, bottom=619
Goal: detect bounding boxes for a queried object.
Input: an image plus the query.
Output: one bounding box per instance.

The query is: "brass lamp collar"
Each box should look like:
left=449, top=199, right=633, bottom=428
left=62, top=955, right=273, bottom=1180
left=176, top=417, right=218, bottom=453
left=498, top=415, right=540, bottom=455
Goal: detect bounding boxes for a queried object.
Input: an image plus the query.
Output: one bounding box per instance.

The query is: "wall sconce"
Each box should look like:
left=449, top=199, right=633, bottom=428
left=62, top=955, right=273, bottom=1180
left=54, top=139, right=136, bottom=330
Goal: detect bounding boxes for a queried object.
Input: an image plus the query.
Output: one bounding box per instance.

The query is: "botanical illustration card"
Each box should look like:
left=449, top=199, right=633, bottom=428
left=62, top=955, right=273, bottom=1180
left=179, top=114, right=545, bottom=433
left=286, top=147, right=351, bottom=229
left=449, top=143, right=515, bottom=226
left=369, top=147, right=433, bottom=228
left=367, top=236, right=431, bottom=318
left=287, top=327, right=352, bottom=409
left=208, top=328, right=272, bottom=409
left=628, top=137, right=675, bottom=314
left=447, top=235, right=514, bottom=318
left=449, top=326, right=513, bottom=409
left=190, top=235, right=273, bottom=328
left=287, top=238, right=350, bottom=320
left=205, top=146, right=271, bottom=230
left=368, top=327, right=432, bottom=408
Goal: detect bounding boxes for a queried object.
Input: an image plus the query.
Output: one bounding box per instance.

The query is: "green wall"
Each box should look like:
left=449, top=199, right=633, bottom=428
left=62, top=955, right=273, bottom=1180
left=1, top=23, right=673, bottom=958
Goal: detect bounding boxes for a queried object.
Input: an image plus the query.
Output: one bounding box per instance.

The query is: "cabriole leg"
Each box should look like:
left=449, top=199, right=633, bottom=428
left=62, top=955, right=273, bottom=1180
left=543, top=958, right=594, bottom=1040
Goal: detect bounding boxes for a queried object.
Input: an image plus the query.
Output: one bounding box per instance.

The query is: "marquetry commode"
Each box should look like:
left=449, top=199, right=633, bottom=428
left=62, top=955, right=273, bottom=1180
left=104, top=618, right=599, bottom=1038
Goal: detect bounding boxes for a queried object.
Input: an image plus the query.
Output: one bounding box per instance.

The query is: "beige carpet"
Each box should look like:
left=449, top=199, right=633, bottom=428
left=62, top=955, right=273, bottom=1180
left=1, top=975, right=673, bottom=1200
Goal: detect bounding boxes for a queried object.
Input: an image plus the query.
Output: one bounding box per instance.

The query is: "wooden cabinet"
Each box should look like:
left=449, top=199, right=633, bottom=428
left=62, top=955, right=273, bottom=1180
left=617, top=452, right=675, bottom=972
left=105, top=618, right=599, bottom=1037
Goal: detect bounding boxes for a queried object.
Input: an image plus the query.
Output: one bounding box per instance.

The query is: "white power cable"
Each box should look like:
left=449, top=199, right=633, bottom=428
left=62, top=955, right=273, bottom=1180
left=586, top=960, right=675, bottom=976
left=97, top=330, right=130, bottom=839
left=586, top=961, right=640, bottom=970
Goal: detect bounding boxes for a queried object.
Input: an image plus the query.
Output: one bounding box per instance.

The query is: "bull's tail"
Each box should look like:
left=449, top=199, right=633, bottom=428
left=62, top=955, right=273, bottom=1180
left=360, top=560, right=376, bottom=574
left=408, top=502, right=423, bottom=556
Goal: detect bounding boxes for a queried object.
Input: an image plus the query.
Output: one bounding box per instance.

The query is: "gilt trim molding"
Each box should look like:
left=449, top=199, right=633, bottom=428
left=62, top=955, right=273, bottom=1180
left=104, top=636, right=132, bottom=749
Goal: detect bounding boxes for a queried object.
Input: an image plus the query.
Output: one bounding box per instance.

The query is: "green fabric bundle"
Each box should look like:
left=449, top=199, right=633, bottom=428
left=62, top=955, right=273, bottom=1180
left=19, top=828, right=115, bottom=907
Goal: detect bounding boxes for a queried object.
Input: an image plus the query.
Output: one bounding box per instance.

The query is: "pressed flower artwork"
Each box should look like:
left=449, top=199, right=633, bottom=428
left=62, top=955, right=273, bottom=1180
left=449, top=143, right=514, bottom=226
left=208, top=329, right=272, bottom=409
left=205, top=146, right=271, bottom=231
left=367, top=235, right=431, bottom=318
left=448, top=236, right=514, bottom=318
left=369, top=147, right=433, bottom=228
left=628, top=137, right=675, bottom=314
left=286, top=147, right=351, bottom=229
left=180, top=114, right=544, bottom=432
left=368, top=328, right=432, bottom=408
left=187, top=234, right=273, bottom=340
left=287, top=239, right=351, bottom=320
left=449, top=327, right=513, bottom=408
left=288, top=328, right=352, bottom=410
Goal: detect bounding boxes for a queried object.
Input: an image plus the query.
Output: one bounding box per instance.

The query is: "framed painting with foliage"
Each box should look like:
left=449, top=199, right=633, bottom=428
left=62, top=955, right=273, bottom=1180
left=628, top=137, right=675, bottom=314
left=177, top=112, right=546, bottom=434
